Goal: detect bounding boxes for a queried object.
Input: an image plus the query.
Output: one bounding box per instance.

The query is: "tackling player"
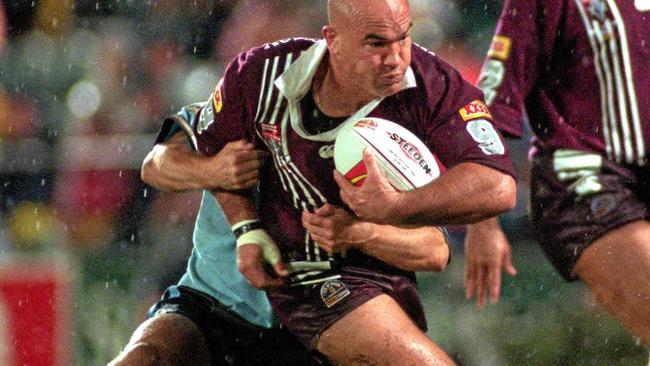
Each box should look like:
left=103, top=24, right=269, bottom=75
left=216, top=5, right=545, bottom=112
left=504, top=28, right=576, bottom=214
left=190, top=0, right=517, bottom=364
left=465, top=0, right=650, bottom=351
left=110, top=109, right=452, bottom=364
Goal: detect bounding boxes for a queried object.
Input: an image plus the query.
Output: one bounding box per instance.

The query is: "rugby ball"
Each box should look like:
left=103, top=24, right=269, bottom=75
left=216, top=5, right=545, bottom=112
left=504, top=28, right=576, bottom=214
left=334, top=117, right=441, bottom=191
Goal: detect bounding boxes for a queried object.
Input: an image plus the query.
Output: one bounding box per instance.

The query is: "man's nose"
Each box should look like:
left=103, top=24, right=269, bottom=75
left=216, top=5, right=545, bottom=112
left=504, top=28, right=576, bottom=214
left=383, top=42, right=403, bottom=67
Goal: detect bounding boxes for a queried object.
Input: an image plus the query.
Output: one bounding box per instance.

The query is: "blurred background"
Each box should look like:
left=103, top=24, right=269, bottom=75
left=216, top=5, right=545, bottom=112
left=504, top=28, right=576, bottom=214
left=0, top=0, right=646, bottom=365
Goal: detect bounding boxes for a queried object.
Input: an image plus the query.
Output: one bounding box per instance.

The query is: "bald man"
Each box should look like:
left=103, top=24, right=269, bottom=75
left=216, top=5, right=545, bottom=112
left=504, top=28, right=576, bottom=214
left=112, top=0, right=516, bottom=365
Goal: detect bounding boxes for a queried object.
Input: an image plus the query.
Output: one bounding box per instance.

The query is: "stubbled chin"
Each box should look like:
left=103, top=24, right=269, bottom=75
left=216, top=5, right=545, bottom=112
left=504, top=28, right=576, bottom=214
left=378, top=83, right=403, bottom=97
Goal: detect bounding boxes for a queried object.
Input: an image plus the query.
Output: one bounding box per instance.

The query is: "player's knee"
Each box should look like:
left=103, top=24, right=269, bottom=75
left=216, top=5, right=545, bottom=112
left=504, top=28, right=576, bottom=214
left=108, top=342, right=165, bottom=366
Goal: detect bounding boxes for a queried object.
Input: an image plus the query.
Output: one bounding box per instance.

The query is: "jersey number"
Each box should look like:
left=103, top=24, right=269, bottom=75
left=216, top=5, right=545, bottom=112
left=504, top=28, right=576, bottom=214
left=466, top=119, right=505, bottom=155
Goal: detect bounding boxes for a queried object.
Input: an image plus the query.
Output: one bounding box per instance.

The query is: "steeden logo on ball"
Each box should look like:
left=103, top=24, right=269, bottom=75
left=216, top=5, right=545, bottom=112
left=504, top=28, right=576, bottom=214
left=334, top=117, right=442, bottom=191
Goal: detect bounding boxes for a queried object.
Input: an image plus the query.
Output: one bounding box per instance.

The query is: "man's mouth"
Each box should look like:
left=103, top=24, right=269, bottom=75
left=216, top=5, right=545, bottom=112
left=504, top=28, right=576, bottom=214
left=381, top=73, right=403, bottom=86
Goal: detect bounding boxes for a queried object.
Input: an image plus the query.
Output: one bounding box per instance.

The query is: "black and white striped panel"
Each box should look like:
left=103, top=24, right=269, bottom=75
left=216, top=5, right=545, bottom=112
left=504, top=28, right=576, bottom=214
left=575, top=0, right=645, bottom=165
left=252, top=49, right=332, bottom=262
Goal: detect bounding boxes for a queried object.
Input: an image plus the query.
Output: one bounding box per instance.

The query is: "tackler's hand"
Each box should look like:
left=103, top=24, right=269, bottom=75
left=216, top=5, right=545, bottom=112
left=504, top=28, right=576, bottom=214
left=237, top=244, right=287, bottom=289
left=301, top=204, right=372, bottom=254
left=234, top=220, right=288, bottom=289
left=213, top=140, right=267, bottom=190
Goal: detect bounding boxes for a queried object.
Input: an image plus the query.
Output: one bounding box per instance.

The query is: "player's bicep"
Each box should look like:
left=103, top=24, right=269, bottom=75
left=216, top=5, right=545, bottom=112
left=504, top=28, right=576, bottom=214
left=465, top=118, right=505, bottom=156
left=477, top=0, right=552, bottom=137
left=191, top=56, right=254, bottom=157
left=191, top=82, right=244, bottom=156
left=430, top=101, right=514, bottom=177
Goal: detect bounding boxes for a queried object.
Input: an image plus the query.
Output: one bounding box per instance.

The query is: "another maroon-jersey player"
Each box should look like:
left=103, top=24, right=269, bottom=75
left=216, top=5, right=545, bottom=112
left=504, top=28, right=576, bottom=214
left=465, top=0, right=650, bottom=349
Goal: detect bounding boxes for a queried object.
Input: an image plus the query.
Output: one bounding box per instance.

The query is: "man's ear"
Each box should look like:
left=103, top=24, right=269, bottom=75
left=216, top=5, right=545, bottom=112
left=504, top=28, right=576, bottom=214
left=322, top=25, right=337, bottom=50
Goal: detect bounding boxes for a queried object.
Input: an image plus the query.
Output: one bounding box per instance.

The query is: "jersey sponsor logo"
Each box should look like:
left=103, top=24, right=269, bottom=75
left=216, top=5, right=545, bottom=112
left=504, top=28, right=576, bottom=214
left=635, top=0, right=650, bottom=11
left=212, top=77, right=224, bottom=113
left=260, top=123, right=280, bottom=142
left=459, top=100, right=493, bottom=121
left=320, top=279, right=350, bottom=308
left=487, top=35, right=512, bottom=61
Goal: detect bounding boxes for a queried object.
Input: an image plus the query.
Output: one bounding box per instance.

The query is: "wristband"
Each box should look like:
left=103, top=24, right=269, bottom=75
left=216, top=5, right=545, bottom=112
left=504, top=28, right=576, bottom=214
left=232, top=220, right=263, bottom=238
left=436, top=226, right=452, bottom=265
left=232, top=220, right=282, bottom=265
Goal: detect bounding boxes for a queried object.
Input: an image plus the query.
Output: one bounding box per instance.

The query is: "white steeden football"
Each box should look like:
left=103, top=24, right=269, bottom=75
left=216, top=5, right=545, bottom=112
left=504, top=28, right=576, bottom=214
left=334, top=117, right=441, bottom=191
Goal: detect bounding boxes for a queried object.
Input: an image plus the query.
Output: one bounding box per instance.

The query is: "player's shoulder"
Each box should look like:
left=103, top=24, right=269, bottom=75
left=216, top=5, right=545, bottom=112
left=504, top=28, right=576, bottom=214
left=408, top=43, right=481, bottom=111
left=410, top=43, right=459, bottom=86
left=239, top=37, right=317, bottom=67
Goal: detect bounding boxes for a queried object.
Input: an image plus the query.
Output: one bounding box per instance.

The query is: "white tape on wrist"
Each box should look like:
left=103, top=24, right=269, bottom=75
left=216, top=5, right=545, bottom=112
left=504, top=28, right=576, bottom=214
left=232, top=220, right=282, bottom=265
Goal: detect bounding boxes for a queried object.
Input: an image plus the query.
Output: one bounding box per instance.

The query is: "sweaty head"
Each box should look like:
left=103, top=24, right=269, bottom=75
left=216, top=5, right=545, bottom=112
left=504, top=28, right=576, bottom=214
left=325, top=0, right=412, bottom=99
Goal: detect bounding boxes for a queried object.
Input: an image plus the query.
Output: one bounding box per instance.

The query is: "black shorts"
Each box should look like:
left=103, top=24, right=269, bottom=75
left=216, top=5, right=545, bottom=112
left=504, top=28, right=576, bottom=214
left=530, top=149, right=650, bottom=281
left=267, top=265, right=427, bottom=350
left=149, top=286, right=328, bottom=366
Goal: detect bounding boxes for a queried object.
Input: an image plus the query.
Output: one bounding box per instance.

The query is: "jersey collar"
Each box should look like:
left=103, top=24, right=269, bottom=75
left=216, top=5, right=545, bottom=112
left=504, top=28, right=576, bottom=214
left=274, top=39, right=416, bottom=141
left=275, top=39, right=416, bottom=102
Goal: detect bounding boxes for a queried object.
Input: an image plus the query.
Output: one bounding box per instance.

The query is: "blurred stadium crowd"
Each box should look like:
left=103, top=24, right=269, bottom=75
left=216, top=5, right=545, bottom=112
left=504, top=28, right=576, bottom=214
left=0, top=0, right=646, bottom=365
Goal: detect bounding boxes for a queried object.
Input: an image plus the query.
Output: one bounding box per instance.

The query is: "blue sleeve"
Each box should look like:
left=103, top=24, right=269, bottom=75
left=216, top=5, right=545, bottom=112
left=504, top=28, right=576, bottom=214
left=154, top=102, right=207, bottom=150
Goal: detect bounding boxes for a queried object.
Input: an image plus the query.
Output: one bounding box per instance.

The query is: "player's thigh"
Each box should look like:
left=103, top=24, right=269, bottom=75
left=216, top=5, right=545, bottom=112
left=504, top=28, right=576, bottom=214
left=575, top=219, right=650, bottom=343
left=109, top=313, right=210, bottom=366
left=316, top=294, right=456, bottom=366
left=530, top=150, right=649, bottom=280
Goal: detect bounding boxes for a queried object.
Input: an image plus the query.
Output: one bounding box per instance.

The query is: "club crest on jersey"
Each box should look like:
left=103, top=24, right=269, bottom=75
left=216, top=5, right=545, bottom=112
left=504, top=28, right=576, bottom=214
left=459, top=100, right=493, bottom=121
left=320, top=279, right=350, bottom=308
left=487, top=35, right=512, bottom=61
left=212, top=78, right=224, bottom=113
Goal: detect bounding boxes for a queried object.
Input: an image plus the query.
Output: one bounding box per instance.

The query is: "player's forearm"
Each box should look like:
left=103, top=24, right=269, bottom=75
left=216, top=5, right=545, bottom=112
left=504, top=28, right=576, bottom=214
left=397, top=162, right=516, bottom=226
left=141, top=138, right=215, bottom=192
left=466, top=217, right=502, bottom=235
left=212, top=189, right=258, bottom=226
left=358, top=224, right=449, bottom=272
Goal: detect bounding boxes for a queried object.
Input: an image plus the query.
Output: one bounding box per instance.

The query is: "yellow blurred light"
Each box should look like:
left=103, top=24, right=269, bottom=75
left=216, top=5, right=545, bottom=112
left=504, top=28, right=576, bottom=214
left=35, top=0, right=74, bottom=35
left=8, top=201, right=56, bottom=250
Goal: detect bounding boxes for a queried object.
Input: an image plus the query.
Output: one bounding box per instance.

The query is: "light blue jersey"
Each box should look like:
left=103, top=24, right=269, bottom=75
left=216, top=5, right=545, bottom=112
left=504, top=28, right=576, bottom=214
left=176, top=190, right=275, bottom=328
left=154, top=105, right=274, bottom=328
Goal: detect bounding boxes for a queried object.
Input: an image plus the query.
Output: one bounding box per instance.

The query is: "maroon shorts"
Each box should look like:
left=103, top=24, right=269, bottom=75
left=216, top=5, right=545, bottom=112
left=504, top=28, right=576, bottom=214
left=530, top=150, right=650, bottom=281
left=266, top=266, right=427, bottom=350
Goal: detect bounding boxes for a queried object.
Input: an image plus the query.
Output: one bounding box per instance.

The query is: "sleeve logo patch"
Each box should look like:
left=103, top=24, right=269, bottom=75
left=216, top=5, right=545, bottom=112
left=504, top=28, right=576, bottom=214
left=197, top=99, right=215, bottom=134
left=459, top=100, right=493, bottom=121
left=487, top=35, right=512, bottom=61
left=212, top=77, right=224, bottom=113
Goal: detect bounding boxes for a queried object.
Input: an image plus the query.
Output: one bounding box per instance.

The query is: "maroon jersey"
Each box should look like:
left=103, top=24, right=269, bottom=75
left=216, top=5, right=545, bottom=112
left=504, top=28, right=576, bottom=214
left=191, top=38, right=514, bottom=268
left=479, top=0, right=650, bottom=166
